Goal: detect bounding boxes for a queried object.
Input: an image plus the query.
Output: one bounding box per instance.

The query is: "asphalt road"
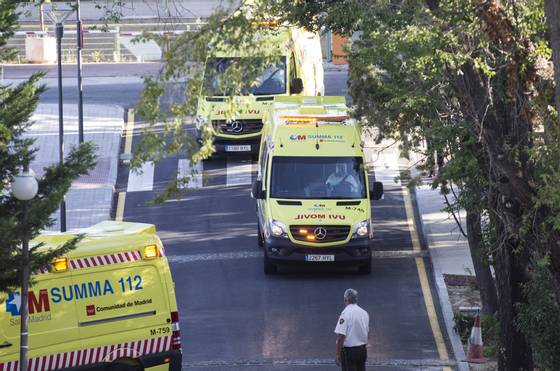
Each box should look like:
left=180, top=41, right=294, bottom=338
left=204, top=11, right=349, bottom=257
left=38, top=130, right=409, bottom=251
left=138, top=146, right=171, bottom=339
left=112, top=67, right=453, bottom=369
left=119, top=151, right=451, bottom=370
left=6, top=63, right=452, bottom=369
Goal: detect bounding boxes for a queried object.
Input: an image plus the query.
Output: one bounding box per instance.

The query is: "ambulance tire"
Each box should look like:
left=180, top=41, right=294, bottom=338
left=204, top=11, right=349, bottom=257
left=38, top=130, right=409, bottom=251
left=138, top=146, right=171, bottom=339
left=257, top=223, right=264, bottom=247
left=263, top=252, right=277, bottom=275
left=358, top=260, right=372, bottom=275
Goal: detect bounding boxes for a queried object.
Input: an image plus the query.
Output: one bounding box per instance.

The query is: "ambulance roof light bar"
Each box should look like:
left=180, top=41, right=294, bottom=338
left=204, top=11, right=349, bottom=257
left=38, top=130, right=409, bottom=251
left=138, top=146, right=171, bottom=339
left=279, top=115, right=352, bottom=124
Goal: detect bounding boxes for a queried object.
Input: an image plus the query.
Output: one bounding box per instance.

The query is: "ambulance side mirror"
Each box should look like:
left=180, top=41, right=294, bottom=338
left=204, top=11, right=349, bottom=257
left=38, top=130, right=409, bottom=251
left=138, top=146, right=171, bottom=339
left=370, top=182, right=384, bottom=201
left=290, top=78, right=304, bottom=94
left=252, top=180, right=265, bottom=199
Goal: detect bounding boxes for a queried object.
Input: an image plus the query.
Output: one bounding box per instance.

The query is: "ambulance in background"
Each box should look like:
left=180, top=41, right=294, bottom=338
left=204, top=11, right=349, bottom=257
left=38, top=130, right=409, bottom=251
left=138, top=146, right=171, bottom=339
left=0, top=221, right=181, bottom=371
left=252, top=96, right=384, bottom=274
left=196, top=23, right=324, bottom=155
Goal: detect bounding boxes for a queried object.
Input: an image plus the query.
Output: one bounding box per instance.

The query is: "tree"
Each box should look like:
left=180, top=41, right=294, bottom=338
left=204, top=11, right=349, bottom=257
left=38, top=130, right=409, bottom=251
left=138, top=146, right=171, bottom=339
left=0, top=0, right=97, bottom=293
left=544, top=0, right=560, bottom=118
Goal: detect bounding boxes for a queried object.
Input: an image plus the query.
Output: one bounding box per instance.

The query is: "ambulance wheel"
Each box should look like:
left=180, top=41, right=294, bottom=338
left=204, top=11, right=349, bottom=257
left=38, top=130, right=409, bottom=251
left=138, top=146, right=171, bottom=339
left=264, top=253, right=277, bottom=275
left=358, top=260, right=372, bottom=275
left=257, top=223, right=264, bottom=247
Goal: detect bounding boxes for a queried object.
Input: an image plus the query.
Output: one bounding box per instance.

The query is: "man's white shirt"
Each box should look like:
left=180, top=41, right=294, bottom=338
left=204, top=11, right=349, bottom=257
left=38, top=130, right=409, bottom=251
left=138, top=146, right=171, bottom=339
left=334, top=304, right=369, bottom=347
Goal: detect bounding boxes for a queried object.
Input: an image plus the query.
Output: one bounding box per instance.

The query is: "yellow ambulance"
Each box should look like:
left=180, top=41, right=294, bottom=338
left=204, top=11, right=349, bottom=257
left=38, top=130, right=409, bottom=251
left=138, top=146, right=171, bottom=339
left=0, top=221, right=181, bottom=371
left=196, top=23, right=324, bottom=155
left=252, top=96, right=384, bottom=274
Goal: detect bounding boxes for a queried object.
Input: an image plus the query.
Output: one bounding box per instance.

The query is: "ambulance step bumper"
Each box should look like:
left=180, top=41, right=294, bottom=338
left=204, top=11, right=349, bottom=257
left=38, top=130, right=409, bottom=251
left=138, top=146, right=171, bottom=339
left=59, top=349, right=181, bottom=371
left=264, top=237, right=371, bottom=265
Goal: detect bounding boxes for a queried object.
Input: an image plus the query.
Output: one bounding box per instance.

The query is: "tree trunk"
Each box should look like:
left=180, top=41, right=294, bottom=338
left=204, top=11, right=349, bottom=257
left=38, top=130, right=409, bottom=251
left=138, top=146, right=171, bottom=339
left=455, top=56, right=535, bottom=371
left=544, top=0, right=560, bottom=118
left=492, top=213, right=533, bottom=370
left=466, top=211, right=498, bottom=316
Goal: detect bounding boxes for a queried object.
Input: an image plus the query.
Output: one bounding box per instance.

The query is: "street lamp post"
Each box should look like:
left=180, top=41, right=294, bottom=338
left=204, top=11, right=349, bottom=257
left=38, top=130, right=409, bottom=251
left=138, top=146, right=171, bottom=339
left=55, top=21, right=67, bottom=232
left=11, top=169, right=39, bottom=371
left=45, top=4, right=73, bottom=232
left=76, top=0, right=84, bottom=144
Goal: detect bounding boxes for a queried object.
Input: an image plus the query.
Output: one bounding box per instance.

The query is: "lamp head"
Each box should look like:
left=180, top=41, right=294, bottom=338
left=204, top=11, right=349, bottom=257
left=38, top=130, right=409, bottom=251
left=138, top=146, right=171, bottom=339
left=12, top=169, right=38, bottom=201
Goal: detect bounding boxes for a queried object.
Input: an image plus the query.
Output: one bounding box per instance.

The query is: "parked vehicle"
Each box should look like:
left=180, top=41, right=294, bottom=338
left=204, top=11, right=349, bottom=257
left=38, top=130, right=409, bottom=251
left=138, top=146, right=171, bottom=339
left=0, top=221, right=182, bottom=371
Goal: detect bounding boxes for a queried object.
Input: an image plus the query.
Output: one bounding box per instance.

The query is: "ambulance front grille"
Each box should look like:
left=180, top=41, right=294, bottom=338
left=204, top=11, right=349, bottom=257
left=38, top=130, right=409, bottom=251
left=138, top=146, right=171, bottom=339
left=212, top=119, right=263, bottom=135
left=290, top=225, right=350, bottom=243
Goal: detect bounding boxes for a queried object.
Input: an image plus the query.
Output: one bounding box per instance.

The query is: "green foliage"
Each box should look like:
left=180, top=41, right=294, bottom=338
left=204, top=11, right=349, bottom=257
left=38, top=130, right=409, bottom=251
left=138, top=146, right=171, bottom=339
left=0, top=0, right=19, bottom=62
left=517, top=257, right=560, bottom=369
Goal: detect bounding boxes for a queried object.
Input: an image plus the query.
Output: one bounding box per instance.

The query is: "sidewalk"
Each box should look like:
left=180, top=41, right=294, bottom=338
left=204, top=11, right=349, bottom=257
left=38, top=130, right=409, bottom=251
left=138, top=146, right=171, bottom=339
left=25, top=103, right=124, bottom=231
left=414, top=183, right=473, bottom=371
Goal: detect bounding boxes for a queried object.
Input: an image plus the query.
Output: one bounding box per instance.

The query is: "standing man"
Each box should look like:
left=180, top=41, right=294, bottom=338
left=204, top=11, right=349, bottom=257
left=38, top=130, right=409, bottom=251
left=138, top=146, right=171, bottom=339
left=334, top=288, right=369, bottom=371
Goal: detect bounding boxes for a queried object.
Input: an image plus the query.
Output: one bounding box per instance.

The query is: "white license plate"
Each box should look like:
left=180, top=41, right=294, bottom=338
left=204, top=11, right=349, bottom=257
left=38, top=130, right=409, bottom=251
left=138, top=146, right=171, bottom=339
left=305, top=254, right=335, bottom=262
left=226, top=145, right=251, bottom=152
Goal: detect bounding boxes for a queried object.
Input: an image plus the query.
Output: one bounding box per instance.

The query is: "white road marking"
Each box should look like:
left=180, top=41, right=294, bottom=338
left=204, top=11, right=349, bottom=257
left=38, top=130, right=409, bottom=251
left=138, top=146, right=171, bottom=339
left=177, top=159, right=203, bottom=189
left=127, top=161, right=155, bottom=192
left=226, top=158, right=255, bottom=186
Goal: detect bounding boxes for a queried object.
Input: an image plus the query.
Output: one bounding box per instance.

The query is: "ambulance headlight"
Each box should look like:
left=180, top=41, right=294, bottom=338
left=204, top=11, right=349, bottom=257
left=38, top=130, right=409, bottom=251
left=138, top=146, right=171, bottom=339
left=352, top=220, right=370, bottom=239
left=269, top=220, right=288, bottom=238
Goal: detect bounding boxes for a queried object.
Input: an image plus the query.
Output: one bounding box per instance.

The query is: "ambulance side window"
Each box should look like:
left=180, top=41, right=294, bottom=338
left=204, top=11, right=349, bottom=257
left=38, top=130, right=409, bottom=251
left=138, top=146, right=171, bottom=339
left=260, top=143, right=268, bottom=187
left=264, top=155, right=270, bottom=190
left=290, top=53, right=298, bottom=80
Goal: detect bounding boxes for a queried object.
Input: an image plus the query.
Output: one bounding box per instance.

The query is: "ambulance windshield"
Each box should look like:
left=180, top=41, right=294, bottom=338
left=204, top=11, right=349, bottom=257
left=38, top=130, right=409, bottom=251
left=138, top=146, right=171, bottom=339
left=270, top=156, right=367, bottom=199
left=204, top=57, right=287, bottom=96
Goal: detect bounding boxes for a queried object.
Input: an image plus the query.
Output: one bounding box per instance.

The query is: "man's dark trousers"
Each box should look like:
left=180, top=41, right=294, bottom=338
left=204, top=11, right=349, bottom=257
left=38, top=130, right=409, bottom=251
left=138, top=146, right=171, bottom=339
left=341, top=345, right=367, bottom=371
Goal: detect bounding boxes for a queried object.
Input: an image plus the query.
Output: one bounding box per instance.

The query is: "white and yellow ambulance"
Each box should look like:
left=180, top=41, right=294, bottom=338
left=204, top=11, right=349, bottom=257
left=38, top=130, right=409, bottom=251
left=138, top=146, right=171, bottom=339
left=252, top=96, right=384, bottom=274
left=196, top=22, right=324, bottom=155
left=0, top=221, right=181, bottom=371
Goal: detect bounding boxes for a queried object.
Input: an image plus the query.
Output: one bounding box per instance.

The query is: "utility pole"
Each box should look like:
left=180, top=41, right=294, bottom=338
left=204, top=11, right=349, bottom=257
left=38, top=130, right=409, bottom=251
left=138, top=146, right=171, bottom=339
left=76, top=0, right=84, bottom=144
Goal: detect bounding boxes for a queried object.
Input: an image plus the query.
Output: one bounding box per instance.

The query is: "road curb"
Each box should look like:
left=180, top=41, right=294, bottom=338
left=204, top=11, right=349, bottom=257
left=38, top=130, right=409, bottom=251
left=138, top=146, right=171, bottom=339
left=409, top=185, right=470, bottom=371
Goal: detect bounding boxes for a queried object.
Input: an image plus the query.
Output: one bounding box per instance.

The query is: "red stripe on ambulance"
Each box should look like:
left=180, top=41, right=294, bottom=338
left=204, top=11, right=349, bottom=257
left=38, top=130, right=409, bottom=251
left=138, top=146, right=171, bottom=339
left=67, top=250, right=141, bottom=271
left=0, top=336, right=172, bottom=370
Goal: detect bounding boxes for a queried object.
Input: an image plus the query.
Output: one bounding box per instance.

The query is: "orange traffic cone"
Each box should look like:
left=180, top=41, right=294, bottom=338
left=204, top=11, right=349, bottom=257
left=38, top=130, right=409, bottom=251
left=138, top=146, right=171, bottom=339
left=467, top=312, right=487, bottom=363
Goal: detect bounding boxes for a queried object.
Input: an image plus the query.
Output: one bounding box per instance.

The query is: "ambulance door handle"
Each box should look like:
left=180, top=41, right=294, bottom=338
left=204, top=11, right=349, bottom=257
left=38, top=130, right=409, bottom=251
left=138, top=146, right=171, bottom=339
left=0, top=342, right=12, bottom=348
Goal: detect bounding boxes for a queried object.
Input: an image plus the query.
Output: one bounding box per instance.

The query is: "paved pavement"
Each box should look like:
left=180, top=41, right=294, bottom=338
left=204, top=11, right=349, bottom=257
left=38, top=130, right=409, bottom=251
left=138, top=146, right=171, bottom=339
left=25, top=103, right=124, bottom=231
left=414, top=184, right=472, bottom=371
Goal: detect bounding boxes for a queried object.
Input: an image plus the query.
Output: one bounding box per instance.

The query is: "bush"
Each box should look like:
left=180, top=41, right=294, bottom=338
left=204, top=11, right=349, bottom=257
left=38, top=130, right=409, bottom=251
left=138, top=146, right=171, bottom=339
left=517, top=257, right=560, bottom=370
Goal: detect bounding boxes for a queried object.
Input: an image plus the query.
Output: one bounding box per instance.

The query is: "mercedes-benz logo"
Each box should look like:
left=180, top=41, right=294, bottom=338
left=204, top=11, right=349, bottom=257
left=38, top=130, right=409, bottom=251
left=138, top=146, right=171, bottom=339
left=314, top=227, right=327, bottom=240
left=231, top=120, right=243, bottom=133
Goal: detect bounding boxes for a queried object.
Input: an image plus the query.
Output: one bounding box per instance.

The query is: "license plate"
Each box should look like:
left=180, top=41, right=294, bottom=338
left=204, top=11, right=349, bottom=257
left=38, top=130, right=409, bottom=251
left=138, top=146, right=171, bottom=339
left=226, top=145, right=251, bottom=152
left=305, top=254, right=335, bottom=262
